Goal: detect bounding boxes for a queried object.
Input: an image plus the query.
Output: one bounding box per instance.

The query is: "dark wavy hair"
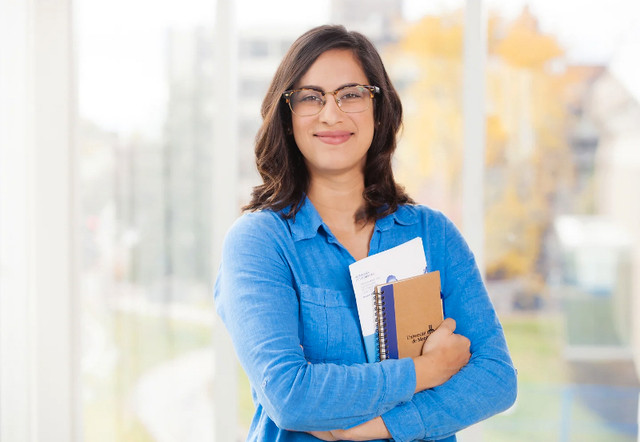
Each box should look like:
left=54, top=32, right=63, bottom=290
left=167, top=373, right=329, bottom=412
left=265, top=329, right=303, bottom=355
left=243, top=24, right=413, bottom=221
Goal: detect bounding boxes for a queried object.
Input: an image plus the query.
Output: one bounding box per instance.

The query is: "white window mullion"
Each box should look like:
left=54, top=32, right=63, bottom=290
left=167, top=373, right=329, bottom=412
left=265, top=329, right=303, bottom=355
left=462, top=0, right=487, bottom=276
left=212, top=0, right=239, bottom=440
left=0, top=0, right=78, bottom=440
left=0, top=0, right=33, bottom=440
left=458, top=1, right=486, bottom=439
left=32, top=0, right=79, bottom=440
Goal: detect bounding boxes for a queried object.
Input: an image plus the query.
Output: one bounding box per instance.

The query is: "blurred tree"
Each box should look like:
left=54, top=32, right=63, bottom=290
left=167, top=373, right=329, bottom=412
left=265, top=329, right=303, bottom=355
left=388, top=6, right=581, bottom=294
left=484, top=6, right=572, bottom=282
left=388, top=11, right=465, bottom=220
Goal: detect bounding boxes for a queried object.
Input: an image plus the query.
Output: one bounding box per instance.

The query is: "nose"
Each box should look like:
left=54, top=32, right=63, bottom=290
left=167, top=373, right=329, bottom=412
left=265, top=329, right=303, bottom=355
left=318, top=94, right=343, bottom=125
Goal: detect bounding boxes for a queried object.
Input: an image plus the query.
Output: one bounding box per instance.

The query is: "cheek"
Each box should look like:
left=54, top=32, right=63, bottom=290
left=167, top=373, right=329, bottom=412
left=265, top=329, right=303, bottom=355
left=359, top=116, right=375, bottom=147
left=292, top=131, right=306, bottom=155
left=292, top=119, right=308, bottom=149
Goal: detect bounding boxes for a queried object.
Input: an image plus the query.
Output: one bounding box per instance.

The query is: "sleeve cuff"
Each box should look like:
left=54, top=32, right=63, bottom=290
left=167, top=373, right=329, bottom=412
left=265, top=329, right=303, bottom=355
left=382, top=402, right=426, bottom=442
left=379, top=357, right=416, bottom=406
left=382, top=400, right=425, bottom=442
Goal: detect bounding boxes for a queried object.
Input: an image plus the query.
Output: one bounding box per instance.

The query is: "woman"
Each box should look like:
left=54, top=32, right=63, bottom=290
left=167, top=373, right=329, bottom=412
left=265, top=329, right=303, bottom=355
left=214, top=25, right=517, bottom=441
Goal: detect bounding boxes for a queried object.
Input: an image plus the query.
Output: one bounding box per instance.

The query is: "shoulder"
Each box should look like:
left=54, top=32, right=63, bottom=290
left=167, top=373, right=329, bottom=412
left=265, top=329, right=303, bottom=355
left=229, top=209, right=288, bottom=235
left=395, top=203, right=453, bottom=232
left=394, top=204, right=471, bottom=264
left=224, top=209, right=292, bottom=252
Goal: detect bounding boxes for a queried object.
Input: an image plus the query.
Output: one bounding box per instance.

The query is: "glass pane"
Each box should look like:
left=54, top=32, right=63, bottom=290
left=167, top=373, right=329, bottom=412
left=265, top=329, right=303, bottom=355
left=393, top=1, right=466, bottom=220
left=77, top=1, right=217, bottom=440
left=77, top=0, right=640, bottom=440
left=393, top=1, right=640, bottom=440
left=479, top=1, right=640, bottom=440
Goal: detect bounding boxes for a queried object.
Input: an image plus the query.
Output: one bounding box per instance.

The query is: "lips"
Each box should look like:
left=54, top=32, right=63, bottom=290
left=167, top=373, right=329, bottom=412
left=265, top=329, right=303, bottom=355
left=314, top=130, right=353, bottom=145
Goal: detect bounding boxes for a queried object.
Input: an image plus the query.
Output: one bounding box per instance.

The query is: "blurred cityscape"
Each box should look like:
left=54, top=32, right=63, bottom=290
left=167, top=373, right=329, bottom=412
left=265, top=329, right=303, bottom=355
left=78, top=0, right=640, bottom=440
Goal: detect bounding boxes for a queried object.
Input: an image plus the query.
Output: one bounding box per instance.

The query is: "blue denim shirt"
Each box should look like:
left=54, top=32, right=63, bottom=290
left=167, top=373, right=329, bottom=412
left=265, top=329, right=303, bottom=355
left=214, top=198, right=517, bottom=441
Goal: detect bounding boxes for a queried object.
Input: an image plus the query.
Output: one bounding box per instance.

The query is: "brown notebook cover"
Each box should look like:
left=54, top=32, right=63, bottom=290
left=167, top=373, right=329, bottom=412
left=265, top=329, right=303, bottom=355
left=374, top=271, right=443, bottom=360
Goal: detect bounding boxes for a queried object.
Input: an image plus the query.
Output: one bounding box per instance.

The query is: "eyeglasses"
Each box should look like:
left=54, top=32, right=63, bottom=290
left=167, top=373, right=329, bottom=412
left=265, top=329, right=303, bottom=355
left=283, top=84, right=380, bottom=116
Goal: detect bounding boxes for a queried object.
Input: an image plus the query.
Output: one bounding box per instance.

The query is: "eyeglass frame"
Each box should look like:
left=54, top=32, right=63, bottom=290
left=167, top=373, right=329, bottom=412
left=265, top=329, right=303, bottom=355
left=282, top=84, right=380, bottom=116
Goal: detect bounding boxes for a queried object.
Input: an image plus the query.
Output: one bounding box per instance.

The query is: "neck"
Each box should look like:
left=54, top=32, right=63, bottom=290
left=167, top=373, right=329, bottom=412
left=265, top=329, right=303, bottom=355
left=307, top=172, right=367, bottom=227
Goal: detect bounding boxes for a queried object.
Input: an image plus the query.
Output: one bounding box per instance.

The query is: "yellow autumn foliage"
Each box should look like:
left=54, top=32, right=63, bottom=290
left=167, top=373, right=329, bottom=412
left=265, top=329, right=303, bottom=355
left=390, top=6, right=580, bottom=285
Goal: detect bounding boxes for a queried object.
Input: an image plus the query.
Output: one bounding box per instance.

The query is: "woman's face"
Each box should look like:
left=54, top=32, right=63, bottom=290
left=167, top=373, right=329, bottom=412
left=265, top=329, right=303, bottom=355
left=291, top=49, right=375, bottom=180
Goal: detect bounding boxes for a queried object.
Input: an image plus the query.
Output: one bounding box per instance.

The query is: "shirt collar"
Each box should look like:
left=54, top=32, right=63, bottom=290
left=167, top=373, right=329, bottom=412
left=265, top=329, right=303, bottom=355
left=286, top=196, right=325, bottom=242
left=374, top=204, right=419, bottom=232
left=286, top=198, right=419, bottom=241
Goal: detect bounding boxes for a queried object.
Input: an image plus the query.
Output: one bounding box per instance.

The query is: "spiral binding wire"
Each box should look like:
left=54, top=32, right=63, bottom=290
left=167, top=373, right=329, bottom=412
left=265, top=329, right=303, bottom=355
left=374, top=287, right=389, bottom=361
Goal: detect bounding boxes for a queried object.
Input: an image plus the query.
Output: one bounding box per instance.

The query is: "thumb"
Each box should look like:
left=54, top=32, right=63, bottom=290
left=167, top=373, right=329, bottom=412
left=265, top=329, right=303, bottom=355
left=425, top=318, right=455, bottom=343
left=421, top=318, right=456, bottom=354
left=436, top=317, right=456, bottom=335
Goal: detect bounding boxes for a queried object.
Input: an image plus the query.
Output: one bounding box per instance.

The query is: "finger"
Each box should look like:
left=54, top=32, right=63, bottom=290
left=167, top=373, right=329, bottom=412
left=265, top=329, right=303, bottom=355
left=454, top=335, right=472, bottom=362
left=422, top=318, right=454, bottom=352
left=437, top=317, right=456, bottom=334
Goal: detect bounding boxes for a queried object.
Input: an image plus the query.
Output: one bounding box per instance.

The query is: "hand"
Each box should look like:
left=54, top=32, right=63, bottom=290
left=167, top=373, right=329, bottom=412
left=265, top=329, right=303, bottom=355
left=413, top=318, right=470, bottom=392
left=308, top=417, right=391, bottom=441
left=308, top=431, right=338, bottom=441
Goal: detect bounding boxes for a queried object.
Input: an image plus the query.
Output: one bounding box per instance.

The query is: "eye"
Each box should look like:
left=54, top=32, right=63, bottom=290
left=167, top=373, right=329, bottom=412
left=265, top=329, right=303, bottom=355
left=338, top=87, right=365, bottom=101
left=295, top=90, right=323, bottom=103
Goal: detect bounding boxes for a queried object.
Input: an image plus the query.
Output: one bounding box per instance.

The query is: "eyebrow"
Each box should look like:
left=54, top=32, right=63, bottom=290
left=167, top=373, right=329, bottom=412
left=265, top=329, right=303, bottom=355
left=296, top=82, right=361, bottom=92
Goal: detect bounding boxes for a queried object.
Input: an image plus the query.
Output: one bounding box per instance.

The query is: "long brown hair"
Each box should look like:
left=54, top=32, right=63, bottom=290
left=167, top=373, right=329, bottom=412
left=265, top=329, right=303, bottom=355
left=243, top=25, right=413, bottom=221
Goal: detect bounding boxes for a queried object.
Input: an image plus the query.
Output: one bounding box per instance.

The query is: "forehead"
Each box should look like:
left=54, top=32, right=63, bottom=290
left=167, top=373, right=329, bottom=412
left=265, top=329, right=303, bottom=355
left=295, top=49, right=369, bottom=89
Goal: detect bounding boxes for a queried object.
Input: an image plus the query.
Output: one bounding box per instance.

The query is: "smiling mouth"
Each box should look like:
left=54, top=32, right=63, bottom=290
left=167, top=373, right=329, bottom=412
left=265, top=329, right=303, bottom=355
left=314, top=131, right=353, bottom=145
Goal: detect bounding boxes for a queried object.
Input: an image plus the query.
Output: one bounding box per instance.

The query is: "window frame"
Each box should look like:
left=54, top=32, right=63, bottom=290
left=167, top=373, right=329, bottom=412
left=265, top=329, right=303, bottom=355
left=0, top=0, right=79, bottom=440
left=0, top=0, right=487, bottom=439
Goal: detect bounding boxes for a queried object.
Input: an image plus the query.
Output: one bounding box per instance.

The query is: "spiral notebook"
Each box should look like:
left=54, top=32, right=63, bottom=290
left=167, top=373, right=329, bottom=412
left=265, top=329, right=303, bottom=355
left=374, top=271, right=443, bottom=360
left=348, top=238, right=428, bottom=363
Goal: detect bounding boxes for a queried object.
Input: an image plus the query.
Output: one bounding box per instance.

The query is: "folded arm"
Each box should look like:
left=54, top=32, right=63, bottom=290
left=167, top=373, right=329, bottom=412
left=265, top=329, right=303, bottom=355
left=214, top=215, right=417, bottom=432
left=380, top=218, right=517, bottom=442
left=317, top=317, right=472, bottom=441
left=318, top=216, right=517, bottom=442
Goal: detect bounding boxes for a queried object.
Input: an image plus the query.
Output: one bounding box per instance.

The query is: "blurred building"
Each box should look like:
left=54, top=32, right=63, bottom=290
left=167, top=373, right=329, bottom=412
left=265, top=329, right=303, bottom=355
left=330, top=0, right=403, bottom=44
left=111, top=25, right=299, bottom=301
left=587, top=25, right=640, bottom=378
left=554, top=216, right=633, bottom=353
left=236, top=26, right=310, bottom=205
left=550, top=27, right=640, bottom=435
left=161, top=28, right=216, bottom=300
left=564, top=66, right=606, bottom=209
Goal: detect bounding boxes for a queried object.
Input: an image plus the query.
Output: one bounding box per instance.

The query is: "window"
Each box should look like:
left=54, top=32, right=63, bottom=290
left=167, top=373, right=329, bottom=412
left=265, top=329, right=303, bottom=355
left=77, top=1, right=217, bottom=440
left=3, top=0, right=637, bottom=440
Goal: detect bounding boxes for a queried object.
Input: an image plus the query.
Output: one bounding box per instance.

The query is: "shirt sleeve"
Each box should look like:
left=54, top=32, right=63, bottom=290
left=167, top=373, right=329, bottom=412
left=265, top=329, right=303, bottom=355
left=381, top=216, right=518, bottom=442
left=214, top=213, right=416, bottom=432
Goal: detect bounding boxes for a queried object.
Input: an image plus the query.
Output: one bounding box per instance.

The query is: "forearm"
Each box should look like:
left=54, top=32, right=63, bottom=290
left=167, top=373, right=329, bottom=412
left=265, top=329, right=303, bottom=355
left=374, top=216, right=518, bottom=441
left=326, top=417, right=391, bottom=441
left=383, top=343, right=517, bottom=441
left=222, top=296, right=418, bottom=431
left=227, top=297, right=418, bottom=430
left=249, top=355, right=415, bottom=431
left=314, top=351, right=515, bottom=442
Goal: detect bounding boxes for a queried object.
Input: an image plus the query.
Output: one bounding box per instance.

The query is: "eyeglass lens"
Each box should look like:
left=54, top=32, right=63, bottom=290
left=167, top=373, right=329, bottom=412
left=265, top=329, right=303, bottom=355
left=289, top=86, right=372, bottom=116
